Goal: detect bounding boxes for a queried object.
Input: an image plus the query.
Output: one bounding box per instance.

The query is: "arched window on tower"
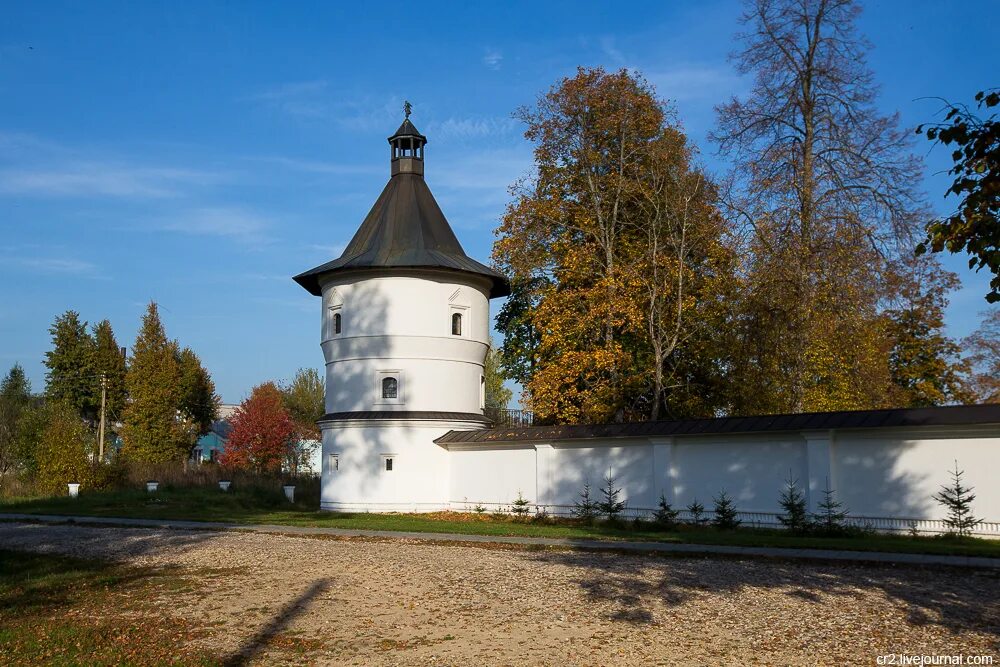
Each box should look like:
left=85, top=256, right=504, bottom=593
left=333, top=312, right=342, bottom=335
left=451, top=312, right=463, bottom=336
left=381, top=376, right=398, bottom=399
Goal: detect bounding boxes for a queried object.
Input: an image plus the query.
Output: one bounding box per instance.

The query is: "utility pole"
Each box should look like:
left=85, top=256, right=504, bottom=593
left=98, top=373, right=107, bottom=462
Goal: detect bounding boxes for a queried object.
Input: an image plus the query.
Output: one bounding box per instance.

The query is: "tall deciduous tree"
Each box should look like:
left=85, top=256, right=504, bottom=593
left=176, top=345, right=220, bottom=447
left=712, top=0, right=926, bottom=413
left=221, top=382, right=295, bottom=474
left=885, top=261, right=971, bottom=406
left=484, top=338, right=512, bottom=412
left=279, top=369, right=324, bottom=474
left=963, top=308, right=1000, bottom=403
left=35, top=401, right=93, bottom=493
left=121, top=302, right=186, bottom=462
left=280, top=368, right=324, bottom=441
left=43, top=311, right=97, bottom=420
left=494, top=67, right=734, bottom=424
left=917, top=89, right=1000, bottom=303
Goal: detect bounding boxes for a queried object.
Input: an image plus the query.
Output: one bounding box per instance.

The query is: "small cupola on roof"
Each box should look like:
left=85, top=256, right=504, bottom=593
left=389, top=101, right=426, bottom=177
left=293, top=102, right=511, bottom=298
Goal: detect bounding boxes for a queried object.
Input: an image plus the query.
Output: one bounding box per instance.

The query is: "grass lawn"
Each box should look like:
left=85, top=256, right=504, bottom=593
left=0, top=549, right=220, bottom=666
left=2, top=487, right=999, bottom=559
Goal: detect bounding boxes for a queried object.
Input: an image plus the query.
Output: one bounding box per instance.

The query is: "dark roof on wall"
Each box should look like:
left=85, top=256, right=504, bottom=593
left=434, top=404, right=1000, bottom=445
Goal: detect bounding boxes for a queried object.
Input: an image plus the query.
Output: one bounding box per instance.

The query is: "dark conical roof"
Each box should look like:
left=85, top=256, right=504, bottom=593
left=389, top=118, right=426, bottom=141
left=293, top=169, right=510, bottom=298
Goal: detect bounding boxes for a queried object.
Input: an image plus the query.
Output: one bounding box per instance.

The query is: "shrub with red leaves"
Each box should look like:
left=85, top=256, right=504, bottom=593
left=219, top=382, right=295, bottom=473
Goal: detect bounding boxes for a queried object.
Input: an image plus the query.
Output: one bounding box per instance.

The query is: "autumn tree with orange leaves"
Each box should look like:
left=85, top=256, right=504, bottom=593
left=220, top=382, right=295, bottom=474
left=494, top=67, right=736, bottom=424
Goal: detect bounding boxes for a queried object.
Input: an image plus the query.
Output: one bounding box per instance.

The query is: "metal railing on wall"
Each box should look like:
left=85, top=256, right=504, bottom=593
left=485, top=408, right=535, bottom=428
left=451, top=500, right=1000, bottom=537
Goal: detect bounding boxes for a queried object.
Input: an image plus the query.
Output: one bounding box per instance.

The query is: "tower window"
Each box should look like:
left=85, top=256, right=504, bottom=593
left=384, top=457, right=394, bottom=472
left=452, top=312, right=463, bottom=336
left=333, top=312, right=342, bottom=335
left=382, top=376, right=398, bottom=399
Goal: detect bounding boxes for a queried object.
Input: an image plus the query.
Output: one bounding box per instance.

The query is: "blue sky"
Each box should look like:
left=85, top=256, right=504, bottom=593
left=1, top=0, right=997, bottom=404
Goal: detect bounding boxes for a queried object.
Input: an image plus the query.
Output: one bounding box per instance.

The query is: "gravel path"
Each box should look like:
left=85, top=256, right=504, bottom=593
left=2, top=522, right=998, bottom=666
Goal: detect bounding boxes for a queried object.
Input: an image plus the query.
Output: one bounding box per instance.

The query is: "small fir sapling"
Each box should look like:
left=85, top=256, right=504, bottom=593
left=572, top=480, right=598, bottom=524
left=653, top=492, right=680, bottom=529
left=597, top=467, right=627, bottom=522
left=712, top=490, right=741, bottom=530
left=812, top=479, right=849, bottom=534
left=686, top=498, right=707, bottom=525
left=777, top=471, right=810, bottom=533
left=933, top=460, right=983, bottom=537
left=511, top=491, right=531, bottom=516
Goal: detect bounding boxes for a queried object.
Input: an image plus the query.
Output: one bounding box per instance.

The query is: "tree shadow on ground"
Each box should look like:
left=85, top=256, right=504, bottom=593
left=0, top=520, right=228, bottom=564
left=0, top=547, right=169, bottom=615
left=222, top=577, right=331, bottom=666
left=529, top=550, right=1000, bottom=639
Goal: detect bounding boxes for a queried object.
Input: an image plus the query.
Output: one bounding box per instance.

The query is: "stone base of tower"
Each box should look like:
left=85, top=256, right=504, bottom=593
left=318, top=415, right=488, bottom=513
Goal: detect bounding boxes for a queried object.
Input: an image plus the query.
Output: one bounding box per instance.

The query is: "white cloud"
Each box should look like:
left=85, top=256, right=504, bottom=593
left=644, top=64, right=742, bottom=102
left=246, top=82, right=404, bottom=132
left=600, top=37, right=626, bottom=65
left=433, top=147, right=533, bottom=191
left=246, top=80, right=331, bottom=119
left=0, top=132, right=227, bottom=199
left=0, top=253, right=101, bottom=276
left=308, top=243, right=346, bottom=258
left=0, top=164, right=219, bottom=198
left=247, top=155, right=380, bottom=176
left=425, top=116, right=517, bottom=141
left=159, top=207, right=272, bottom=247
left=483, top=48, right=503, bottom=70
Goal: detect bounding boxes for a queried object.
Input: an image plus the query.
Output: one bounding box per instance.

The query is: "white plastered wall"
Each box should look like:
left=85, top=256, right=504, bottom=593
left=446, top=426, right=1000, bottom=533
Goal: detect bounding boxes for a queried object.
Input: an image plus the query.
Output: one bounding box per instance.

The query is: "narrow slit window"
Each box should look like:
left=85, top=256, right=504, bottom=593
left=333, top=312, right=342, bottom=334
left=382, top=376, right=398, bottom=399
left=452, top=312, right=463, bottom=336
left=385, top=457, right=393, bottom=472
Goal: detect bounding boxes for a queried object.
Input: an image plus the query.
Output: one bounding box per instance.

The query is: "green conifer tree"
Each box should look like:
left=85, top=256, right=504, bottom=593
left=572, top=480, right=598, bottom=524
left=777, top=471, right=810, bottom=533
left=0, top=364, right=33, bottom=475
left=121, top=302, right=186, bottom=462
left=812, top=480, right=849, bottom=534
left=712, top=490, right=741, bottom=530
left=511, top=491, right=531, bottom=516
left=91, top=320, right=127, bottom=421
left=597, top=467, right=627, bottom=522
left=686, top=498, right=706, bottom=525
left=43, top=311, right=98, bottom=420
left=653, top=492, right=680, bottom=529
left=933, top=460, right=982, bottom=537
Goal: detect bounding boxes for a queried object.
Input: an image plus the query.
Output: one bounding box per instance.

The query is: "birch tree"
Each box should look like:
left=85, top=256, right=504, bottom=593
left=712, top=0, right=926, bottom=412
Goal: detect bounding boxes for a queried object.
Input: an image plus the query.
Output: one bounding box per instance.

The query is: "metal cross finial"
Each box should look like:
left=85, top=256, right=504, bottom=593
left=403, top=100, right=412, bottom=119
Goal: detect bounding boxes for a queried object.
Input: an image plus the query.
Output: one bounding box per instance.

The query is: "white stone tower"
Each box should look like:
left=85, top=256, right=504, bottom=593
left=293, top=109, right=510, bottom=511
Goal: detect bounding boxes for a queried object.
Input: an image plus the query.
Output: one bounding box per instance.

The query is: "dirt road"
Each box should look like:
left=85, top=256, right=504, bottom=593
left=1, top=522, right=997, bottom=665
